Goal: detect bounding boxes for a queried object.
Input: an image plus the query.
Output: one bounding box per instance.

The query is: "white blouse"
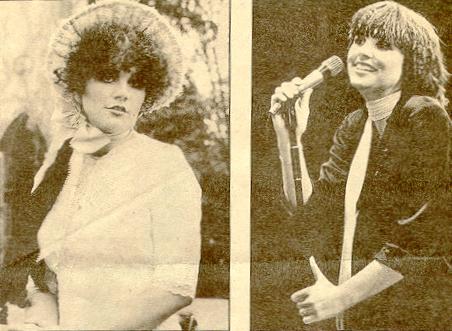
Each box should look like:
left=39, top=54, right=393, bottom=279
left=36, top=131, right=202, bottom=329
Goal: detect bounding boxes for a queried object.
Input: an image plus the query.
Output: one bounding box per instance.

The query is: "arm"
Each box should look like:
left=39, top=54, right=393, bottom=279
left=292, top=98, right=451, bottom=324
left=339, top=260, right=403, bottom=309
left=113, top=147, right=202, bottom=330
left=272, top=79, right=359, bottom=213
left=373, top=98, right=450, bottom=275
left=291, top=257, right=403, bottom=325
left=125, top=290, right=192, bottom=330
left=271, top=79, right=314, bottom=210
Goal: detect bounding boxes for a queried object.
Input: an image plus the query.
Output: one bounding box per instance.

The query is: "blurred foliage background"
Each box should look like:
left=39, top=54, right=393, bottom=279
left=0, top=0, right=229, bottom=298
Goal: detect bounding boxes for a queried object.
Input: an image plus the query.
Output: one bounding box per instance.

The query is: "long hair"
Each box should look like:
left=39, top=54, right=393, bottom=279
left=348, top=1, right=449, bottom=107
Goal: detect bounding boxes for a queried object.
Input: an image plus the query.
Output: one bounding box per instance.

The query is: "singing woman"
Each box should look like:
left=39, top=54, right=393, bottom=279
left=271, top=1, right=450, bottom=329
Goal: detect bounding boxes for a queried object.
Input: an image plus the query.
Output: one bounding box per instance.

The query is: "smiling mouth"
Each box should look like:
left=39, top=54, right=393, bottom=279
left=353, top=62, right=377, bottom=72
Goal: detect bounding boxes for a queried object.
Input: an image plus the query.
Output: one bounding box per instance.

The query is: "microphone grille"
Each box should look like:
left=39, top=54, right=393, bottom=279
left=323, top=55, right=344, bottom=77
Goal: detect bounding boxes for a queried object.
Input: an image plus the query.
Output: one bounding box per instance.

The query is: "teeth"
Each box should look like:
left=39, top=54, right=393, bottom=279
left=355, top=63, right=375, bottom=71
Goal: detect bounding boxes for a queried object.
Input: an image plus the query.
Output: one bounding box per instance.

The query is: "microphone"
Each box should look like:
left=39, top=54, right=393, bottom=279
left=269, top=55, right=344, bottom=115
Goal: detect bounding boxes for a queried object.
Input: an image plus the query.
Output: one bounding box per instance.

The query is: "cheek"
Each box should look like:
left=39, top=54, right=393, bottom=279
left=81, top=95, right=97, bottom=118
left=346, top=46, right=356, bottom=64
left=381, top=48, right=403, bottom=69
left=394, top=58, right=404, bottom=76
left=386, top=55, right=404, bottom=82
left=132, top=91, right=146, bottom=114
left=346, top=49, right=355, bottom=76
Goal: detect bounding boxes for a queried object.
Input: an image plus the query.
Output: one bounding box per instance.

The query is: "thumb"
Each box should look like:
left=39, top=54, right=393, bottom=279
left=309, top=256, right=326, bottom=282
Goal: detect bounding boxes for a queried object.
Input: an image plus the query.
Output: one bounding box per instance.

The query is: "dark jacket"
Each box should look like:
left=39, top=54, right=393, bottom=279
left=0, top=114, right=71, bottom=311
left=298, top=95, right=451, bottom=330
left=0, top=114, right=46, bottom=310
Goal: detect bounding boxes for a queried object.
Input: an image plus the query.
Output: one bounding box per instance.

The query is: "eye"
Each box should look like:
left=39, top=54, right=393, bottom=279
left=376, top=39, right=392, bottom=50
left=95, top=69, right=118, bottom=83
left=354, top=36, right=365, bottom=46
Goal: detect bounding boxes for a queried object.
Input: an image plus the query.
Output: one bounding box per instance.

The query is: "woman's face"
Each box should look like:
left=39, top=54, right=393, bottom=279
left=81, top=68, right=146, bottom=135
left=347, top=36, right=404, bottom=101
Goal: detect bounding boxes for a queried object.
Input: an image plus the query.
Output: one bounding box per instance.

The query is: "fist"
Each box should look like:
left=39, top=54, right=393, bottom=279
left=271, top=77, right=304, bottom=109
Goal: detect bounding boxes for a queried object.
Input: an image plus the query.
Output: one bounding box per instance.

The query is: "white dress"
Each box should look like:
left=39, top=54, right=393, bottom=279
left=36, top=131, right=202, bottom=329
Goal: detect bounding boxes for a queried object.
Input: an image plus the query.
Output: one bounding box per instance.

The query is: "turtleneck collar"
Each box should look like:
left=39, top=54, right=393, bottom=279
left=366, top=90, right=401, bottom=122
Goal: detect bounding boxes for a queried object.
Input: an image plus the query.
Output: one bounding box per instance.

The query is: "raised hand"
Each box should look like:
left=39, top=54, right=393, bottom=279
left=294, top=88, right=313, bottom=136
left=270, top=77, right=307, bottom=113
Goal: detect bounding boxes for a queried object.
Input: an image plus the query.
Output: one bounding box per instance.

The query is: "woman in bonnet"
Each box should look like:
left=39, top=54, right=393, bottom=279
left=272, top=1, right=450, bottom=330
left=19, top=0, right=201, bottom=329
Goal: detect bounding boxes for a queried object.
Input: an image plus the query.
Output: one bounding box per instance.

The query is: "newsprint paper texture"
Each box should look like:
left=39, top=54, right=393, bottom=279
left=0, top=0, right=230, bottom=330
left=251, top=0, right=451, bottom=330
left=0, top=0, right=451, bottom=330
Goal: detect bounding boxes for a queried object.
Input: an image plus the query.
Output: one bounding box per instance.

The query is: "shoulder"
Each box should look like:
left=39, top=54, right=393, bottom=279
left=133, top=133, right=187, bottom=164
left=131, top=134, right=201, bottom=197
left=403, top=95, right=443, bottom=111
left=4, top=112, right=30, bottom=132
left=340, top=107, right=366, bottom=128
left=131, top=133, right=196, bottom=181
left=334, top=107, right=367, bottom=140
left=0, top=113, right=33, bottom=150
left=346, top=107, right=366, bottom=121
left=402, top=95, right=451, bottom=127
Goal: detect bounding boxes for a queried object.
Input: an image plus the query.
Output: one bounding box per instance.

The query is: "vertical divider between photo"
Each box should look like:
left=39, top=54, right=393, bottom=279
left=230, top=0, right=252, bottom=330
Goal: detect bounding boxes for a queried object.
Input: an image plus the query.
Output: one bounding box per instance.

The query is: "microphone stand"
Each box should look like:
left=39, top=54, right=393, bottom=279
left=271, top=101, right=306, bottom=212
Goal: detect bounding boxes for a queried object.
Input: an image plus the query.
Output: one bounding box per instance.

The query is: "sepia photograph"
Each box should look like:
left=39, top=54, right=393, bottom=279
left=0, top=0, right=229, bottom=330
left=252, top=0, right=451, bottom=330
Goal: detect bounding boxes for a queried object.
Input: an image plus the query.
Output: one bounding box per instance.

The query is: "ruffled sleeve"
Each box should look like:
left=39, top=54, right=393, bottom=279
left=149, top=146, right=202, bottom=298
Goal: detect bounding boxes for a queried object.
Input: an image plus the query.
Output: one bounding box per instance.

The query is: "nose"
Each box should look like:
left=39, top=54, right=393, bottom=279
left=112, top=77, right=130, bottom=102
left=354, top=39, right=374, bottom=59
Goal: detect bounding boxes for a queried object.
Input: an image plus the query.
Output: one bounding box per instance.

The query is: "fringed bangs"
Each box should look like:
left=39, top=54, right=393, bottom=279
left=348, top=1, right=449, bottom=107
left=348, top=2, right=404, bottom=49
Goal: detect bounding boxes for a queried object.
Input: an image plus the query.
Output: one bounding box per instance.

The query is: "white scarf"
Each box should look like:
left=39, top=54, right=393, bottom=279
left=336, top=91, right=401, bottom=329
left=31, top=115, right=131, bottom=193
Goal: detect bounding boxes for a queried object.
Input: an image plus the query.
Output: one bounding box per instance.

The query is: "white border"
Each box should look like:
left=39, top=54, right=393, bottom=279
left=230, top=0, right=251, bottom=330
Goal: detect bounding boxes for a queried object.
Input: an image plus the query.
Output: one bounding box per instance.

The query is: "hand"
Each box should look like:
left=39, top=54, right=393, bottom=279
left=24, top=292, right=58, bottom=328
left=270, top=78, right=313, bottom=135
left=291, top=257, right=346, bottom=325
left=294, top=88, right=313, bottom=136
left=271, top=77, right=312, bottom=111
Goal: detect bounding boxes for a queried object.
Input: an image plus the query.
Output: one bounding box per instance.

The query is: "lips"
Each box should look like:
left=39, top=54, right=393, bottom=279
left=353, top=61, right=377, bottom=72
left=106, top=105, right=127, bottom=114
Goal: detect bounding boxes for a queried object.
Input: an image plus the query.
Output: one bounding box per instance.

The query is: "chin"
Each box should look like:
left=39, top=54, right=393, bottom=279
left=349, top=80, right=368, bottom=91
left=349, top=75, right=373, bottom=90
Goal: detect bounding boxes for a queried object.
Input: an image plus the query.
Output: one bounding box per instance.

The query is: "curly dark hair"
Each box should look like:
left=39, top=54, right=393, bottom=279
left=348, top=1, right=449, bottom=107
left=63, top=22, right=169, bottom=111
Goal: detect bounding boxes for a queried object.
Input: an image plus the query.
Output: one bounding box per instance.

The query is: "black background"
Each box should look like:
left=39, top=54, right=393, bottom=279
left=251, top=0, right=451, bottom=329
